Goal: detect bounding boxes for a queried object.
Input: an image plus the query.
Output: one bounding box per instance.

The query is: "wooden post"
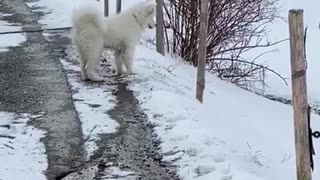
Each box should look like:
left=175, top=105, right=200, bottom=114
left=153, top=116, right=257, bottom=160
left=156, top=0, right=165, bottom=55
left=116, top=0, right=121, bottom=14
left=289, top=9, right=312, bottom=180
left=196, top=0, right=209, bottom=103
left=104, top=0, right=109, bottom=17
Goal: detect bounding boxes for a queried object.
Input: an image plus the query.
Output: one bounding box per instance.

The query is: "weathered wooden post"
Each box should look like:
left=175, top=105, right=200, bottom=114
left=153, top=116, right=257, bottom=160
left=104, top=0, right=109, bottom=17
left=156, top=0, right=165, bottom=55
left=196, top=0, right=209, bottom=103
left=116, top=0, right=121, bottom=14
left=289, top=9, right=312, bottom=180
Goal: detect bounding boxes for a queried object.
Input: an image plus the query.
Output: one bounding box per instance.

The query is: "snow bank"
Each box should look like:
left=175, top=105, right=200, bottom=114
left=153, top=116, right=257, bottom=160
left=0, top=16, right=26, bottom=52
left=0, top=112, right=47, bottom=180
left=128, top=45, right=320, bottom=179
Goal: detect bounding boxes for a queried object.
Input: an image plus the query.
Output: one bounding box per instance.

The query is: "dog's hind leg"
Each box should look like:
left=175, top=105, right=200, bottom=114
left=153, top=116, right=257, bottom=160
left=114, top=49, right=124, bottom=75
left=85, top=40, right=105, bottom=81
left=80, top=62, right=89, bottom=80
left=123, top=47, right=135, bottom=75
left=75, top=43, right=89, bottom=81
left=78, top=53, right=89, bottom=80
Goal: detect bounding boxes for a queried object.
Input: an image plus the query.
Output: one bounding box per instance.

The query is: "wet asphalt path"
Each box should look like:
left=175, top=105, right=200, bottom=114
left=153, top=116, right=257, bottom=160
left=0, top=0, right=178, bottom=179
left=0, top=0, right=86, bottom=179
left=94, top=82, right=178, bottom=179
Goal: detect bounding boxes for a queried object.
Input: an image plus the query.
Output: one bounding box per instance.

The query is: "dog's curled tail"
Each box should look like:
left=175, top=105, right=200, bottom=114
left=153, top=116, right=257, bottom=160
left=72, top=8, right=103, bottom=32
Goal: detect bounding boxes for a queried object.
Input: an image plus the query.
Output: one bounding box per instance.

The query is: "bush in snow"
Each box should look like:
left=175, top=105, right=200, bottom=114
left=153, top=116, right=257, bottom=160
left=163, top=0, right=286, bottom=92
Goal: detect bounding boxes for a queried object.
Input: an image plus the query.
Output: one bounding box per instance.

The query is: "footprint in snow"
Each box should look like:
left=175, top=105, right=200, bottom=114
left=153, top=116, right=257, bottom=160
left=213, top=153, right=226, bottom=163
left=194, top=164, right=217, bottom=177
left=193, top=163, right=233, bottom=179
left=216, top=163, right=233, bottom=180
left=192, top=156, right=233, bottom=180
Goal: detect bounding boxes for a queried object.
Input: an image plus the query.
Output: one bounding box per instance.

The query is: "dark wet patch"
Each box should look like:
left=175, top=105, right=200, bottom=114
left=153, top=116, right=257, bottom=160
left=0, top=134, right=15, bottom=139
left=54, top=169, right=79, bottom=180
left=73, top=98, right=85, bottom=102
left=0, top=124, right=10, bottom=129
left=91, top=82, right=179, bottom=180
left=87, top=104, right=102, bottom=108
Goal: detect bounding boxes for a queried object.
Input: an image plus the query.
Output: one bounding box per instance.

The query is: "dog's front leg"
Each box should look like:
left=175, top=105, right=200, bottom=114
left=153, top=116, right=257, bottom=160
left=80, top=62, right=89, bottom=80
left=114, top=50, right=125, bottom=75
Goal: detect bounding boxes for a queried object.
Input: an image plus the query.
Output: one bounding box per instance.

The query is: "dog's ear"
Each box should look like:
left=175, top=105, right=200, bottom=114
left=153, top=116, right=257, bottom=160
left=146, top=2, right=157, bottom=15
left=145, top=0, right=157, bottom=5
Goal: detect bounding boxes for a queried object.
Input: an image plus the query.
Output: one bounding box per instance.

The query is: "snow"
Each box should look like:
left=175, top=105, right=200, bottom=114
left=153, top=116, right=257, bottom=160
left=62, top=162, right=136, bottom=180
left=17, top=0, right=320, bottom=179
left=59, top=50, right=119, bottom=159
left=128, top=46, right=320, bottom=179
left=0, top=112, right=47, bottom=180
left=0, top=15, right=26, bottom=52
left=100, top=166, right=136, bottom=179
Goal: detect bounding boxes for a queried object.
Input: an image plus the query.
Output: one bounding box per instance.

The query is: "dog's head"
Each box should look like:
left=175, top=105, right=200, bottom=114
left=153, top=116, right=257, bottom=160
left=144, top=1, right=157, bottom=29
left=132, top=1, right=157, bottom=30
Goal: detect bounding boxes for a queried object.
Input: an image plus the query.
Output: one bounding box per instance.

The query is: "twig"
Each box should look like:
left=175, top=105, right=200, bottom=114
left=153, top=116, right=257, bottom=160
left=0, top=27, right=72, bottom=35
left=3, top=144, right=14, bottom=150
left=213, top=57, right=288, bottom=85
left=213, top=38, right=289, bottom=56
left=0, top=124, right=10, bottom=129
left=0, top=134, right=15, bottom=139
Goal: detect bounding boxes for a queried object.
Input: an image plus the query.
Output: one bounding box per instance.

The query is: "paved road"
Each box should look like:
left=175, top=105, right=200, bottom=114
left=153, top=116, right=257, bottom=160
left=0, top=0, right=178, bottom=179
left=0, top=0, right=86, bottom=179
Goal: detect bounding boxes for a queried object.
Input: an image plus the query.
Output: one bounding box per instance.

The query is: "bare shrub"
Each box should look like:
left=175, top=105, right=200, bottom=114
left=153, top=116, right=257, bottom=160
left=163, top=0, right=287, bottom=92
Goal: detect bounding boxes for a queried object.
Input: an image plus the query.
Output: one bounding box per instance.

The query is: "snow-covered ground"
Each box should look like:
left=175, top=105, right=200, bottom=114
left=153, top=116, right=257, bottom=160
left=1, top=0, right=320, bottom=179
left=130, top=46, right=320, bottom=179
left=0, top=13, right=26, bottom=52
left=0, top=112, right=47, bottom=180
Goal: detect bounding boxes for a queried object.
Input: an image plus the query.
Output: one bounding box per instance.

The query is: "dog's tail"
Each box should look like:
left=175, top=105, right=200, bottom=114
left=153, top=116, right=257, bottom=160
left=72, top=8, right=103, bottom=32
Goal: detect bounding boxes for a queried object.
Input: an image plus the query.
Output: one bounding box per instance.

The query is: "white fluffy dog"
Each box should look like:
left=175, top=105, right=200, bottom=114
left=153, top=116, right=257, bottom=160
left=72, top=1, right=157, bottom=81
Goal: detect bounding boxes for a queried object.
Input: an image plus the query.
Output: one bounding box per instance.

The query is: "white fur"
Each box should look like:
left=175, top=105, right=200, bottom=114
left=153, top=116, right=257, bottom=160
left=72, top=1, right=157, bottom=81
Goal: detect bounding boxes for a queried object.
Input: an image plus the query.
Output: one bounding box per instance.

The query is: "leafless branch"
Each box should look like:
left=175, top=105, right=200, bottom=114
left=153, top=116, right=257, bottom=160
left=164, top=0, right=285, bottom=91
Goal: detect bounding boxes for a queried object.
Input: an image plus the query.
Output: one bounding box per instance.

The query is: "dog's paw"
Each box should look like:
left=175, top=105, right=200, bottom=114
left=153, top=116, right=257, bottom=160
left=116, top=69, right=125, bottom=75
left=125, top=69, right=135, bottom=76
left=87, top=73, right=105, bottom=82
left=90, top=77, right=105, bottom=82
left=81, top=73, right=89, bottom=81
